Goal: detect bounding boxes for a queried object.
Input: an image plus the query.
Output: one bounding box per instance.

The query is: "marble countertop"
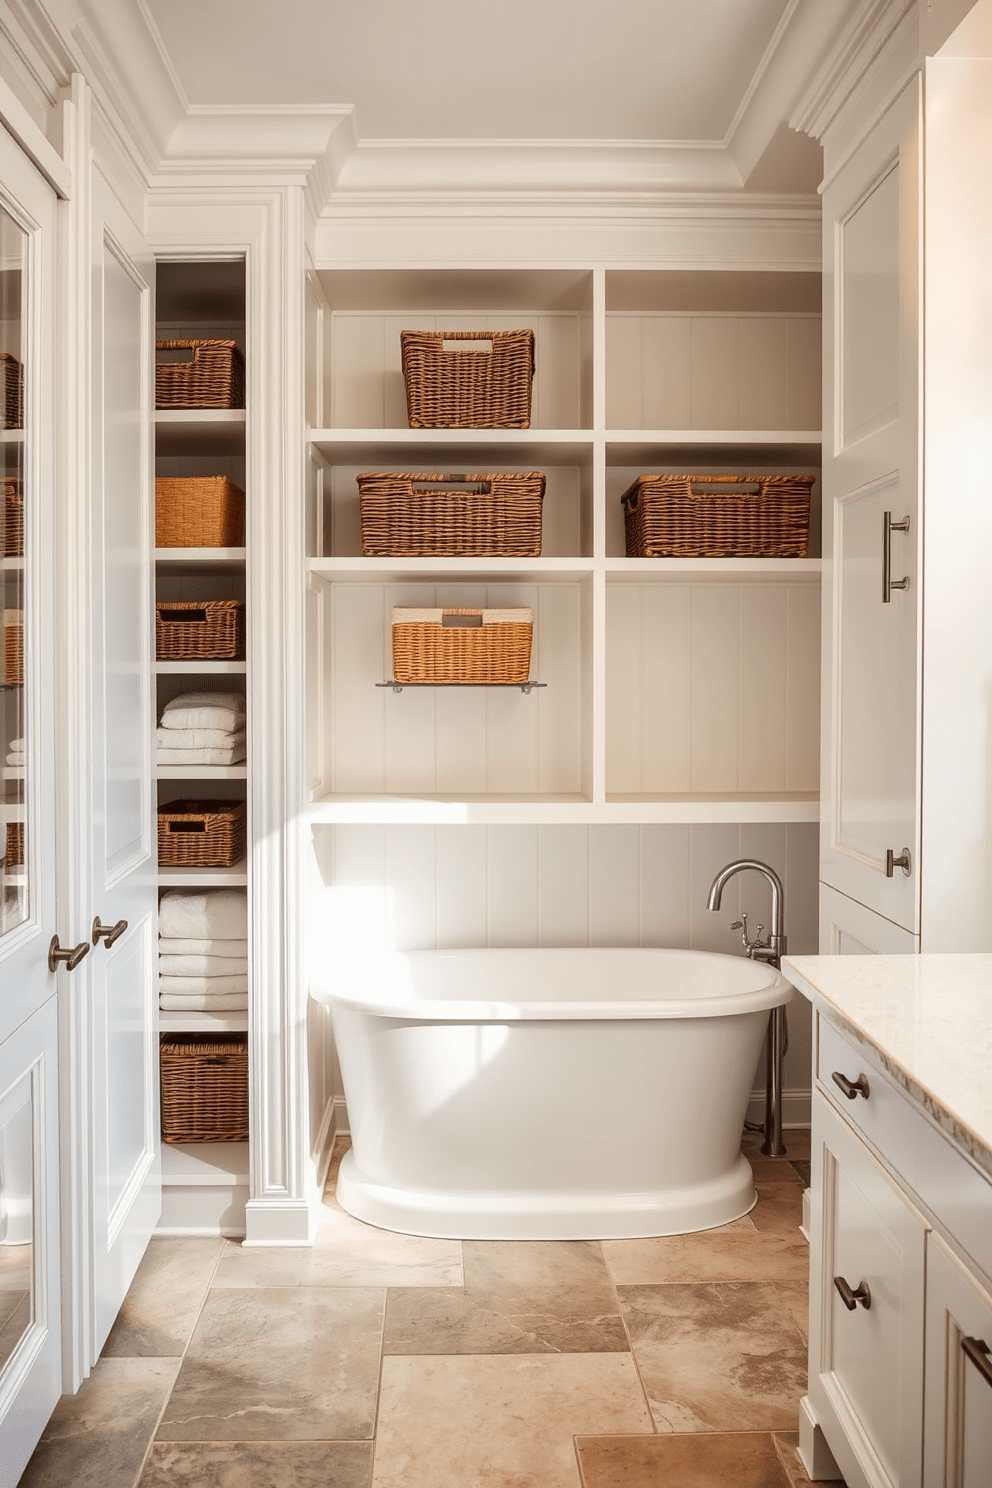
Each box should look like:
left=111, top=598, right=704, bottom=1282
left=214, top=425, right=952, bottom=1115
left=782, top=952, right=992, bottom=1181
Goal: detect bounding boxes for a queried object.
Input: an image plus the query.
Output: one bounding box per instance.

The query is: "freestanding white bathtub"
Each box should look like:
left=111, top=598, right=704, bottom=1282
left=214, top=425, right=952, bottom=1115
left=311, top=947, right=793, bottom=1240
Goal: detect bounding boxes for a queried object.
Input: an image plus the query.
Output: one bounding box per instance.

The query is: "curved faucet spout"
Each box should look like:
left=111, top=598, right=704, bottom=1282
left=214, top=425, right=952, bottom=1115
left=706, top=858, right=784, bottom=948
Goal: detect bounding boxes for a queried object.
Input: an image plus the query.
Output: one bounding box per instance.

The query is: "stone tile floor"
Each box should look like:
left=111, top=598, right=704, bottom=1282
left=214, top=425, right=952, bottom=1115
left=20, top=1128, right=847, bottom=1487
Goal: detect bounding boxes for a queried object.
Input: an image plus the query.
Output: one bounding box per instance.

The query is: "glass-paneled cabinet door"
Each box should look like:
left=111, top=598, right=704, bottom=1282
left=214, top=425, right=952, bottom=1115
left=0, top=124, right=62, bottom=1477
left=0, top=137, right=58, bottom=1048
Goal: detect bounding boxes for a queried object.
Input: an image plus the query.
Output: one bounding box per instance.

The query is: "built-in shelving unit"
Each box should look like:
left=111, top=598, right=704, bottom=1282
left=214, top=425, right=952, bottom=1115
left=304, top=266, right=822, bottom=826
left=154, top=259, right=250, bottom=1235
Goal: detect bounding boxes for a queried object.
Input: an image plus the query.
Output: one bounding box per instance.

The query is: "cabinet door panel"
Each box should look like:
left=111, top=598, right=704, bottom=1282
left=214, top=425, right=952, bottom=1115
left=820, top=79, right=922, bottom=932
left=925, top=1236, right=992, bottom=1488
left=808, top=1094, right=925, bottom=1488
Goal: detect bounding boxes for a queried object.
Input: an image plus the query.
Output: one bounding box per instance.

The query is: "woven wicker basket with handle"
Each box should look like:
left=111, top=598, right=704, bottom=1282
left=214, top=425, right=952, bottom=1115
left=155, top=339, right=245, bottom=409
left=358, top=471, right=544, bottom=556
left=400, top=330, right=535, bottom=428
left=157, top=799, right=247, bottom=868
left=156, top=600, right=245, bottom=660
left=160, top=1034, right=249, bottom=1143
left=4, top=479, right=22, bottom=557
left=622, top=473, right=814, bottom=558
left=2, top=353, right=23, bottom=429
left=391, top=607, right=534, bottom=685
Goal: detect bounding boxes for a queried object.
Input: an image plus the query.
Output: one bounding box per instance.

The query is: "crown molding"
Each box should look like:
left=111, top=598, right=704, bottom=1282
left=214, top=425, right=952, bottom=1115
left=789, top=0, right=917, bottom=140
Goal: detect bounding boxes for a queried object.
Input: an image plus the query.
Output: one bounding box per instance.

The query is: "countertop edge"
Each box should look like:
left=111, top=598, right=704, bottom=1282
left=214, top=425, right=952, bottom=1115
left=782, top=954, right=992, bottom=1185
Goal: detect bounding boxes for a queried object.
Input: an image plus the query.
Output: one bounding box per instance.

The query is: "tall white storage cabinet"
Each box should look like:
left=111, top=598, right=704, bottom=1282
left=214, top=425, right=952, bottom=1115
left=816, top=1, right=992, bottom=954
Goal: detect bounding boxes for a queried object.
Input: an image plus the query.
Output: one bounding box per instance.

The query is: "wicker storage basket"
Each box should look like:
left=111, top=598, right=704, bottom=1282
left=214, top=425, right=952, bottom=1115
left=621, top=474, right=814, bottom=558
left=401, top=330, right=535, bottom=429
left=358, top=471, right=545, bottom=557
left=3, top=612, right=23, bottom=686
left=2, top=354, right=23, bottom=430
left=391, top=607, right=534, bottom=685
left=155, top=339, right=245, bottom=410
left=4, top=479, right=22, bottom=557
left=160, top=1033, right=249, bottom=1144
left=3, top=823, right=24, bottom=868
left=156, top=600, right=245, bottom=661
left=155, top=477, right=245, bottom=548
left=157, top=799, right=247, bottom=869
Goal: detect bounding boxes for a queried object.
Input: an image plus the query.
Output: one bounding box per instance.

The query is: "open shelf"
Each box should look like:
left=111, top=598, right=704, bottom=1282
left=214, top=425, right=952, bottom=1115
left=159, top=1010, right=249, bottom=1033
left=155, top=765, right=247, bottom=779
left=306, top=793, right=819, bottom=825
left=154, top=660, right=247, bottom=674
left=156, top=863, right=248, bottom=886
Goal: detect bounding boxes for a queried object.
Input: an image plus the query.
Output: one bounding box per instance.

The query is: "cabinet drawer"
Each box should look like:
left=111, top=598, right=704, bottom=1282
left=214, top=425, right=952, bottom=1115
left=810, top=1094, right=925, bottom=1488
left=817, top=1015, right=992, bottom=1288
left=924, top=1236, right=992, bottom=1488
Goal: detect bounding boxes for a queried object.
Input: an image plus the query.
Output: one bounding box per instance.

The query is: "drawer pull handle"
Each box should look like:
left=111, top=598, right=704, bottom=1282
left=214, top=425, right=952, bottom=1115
left=832, top=1070, right=870, bottom=1100
left=834, top=1276, right=871, bottom=1311
left=962, top=1336, right=992, bottom=1388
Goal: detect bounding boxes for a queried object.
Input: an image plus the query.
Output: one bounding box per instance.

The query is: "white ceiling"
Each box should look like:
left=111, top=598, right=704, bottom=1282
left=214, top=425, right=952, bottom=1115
left=146, top=0, right=790, bottom=142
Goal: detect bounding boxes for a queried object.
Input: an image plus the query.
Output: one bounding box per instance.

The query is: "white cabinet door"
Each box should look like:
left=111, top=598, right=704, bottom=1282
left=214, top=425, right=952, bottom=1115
left=924, top=1236, right=992, bottom=1488
left=818, top=884, right=917, bottom=955
left=820, top=80, right=922, bottom=934
left=807, top=1093, right=926, bottom=1488
left=76, top=164, right=159, bottom=1367
left=0, top=127, right=62, bottom=1480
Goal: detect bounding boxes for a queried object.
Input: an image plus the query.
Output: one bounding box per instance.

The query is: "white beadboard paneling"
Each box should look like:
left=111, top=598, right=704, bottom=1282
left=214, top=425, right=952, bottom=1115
left=436, top=826, right=490, bottom=948
left=537, top=825, right=591, bottom=945
left=385, top=825, right=438, bottom=950
left=383, top=313, right=420, bottom=427
left=785, top=822, right=820, bottom=956
left=643, top=316, right=693, bottom=430
left=690, top=585, right=741, bottom=792
left=642, top=584, right=693, bottom=793
left=325, top=824, right=389, bottom=952
left=605, top=314, right=642, bottom=428
left=331, top=314, right=385, bottom=428
left=486, top=826, right=539, bottom=947
left=589, top=826, right=641, bottom=945
left=691, top=318, right=741, bottom=429
left=740, top=318, right=789, bottom=431
left=739, top=586, right=789, bottom=792
left=786, top=583, right=821, bottom=792
left=639, top=825, right=692, bottom=947
left=605, top=585, right=643, bottom=793
left=534, top=583, right=582, bottom=794
left=329, top=584, right=386, bottom=793
left=788, top=317, right=822, bottom=431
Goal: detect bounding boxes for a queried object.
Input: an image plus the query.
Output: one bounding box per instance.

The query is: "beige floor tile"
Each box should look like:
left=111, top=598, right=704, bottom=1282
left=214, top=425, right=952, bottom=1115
left=157, top=1286, right=383, bottom=1441
left=211, top=1241, right=309, bottom=1288
left=303, top=1204, right=463, bottom=1287
left=747, top=1156, right=806, bottom=1184
left=102, top=1237, right=225, bottom=1354
left=19, top=1357, right=179, bottom=1488
left=750, top=1182, right=807, bottom=1235
left=772, top=1430, right=847, bottom=1488
left=138, top=1440, right=372, bottom=1487
left=383, top=1238, right=627, bottom=1355
left=576, top=1431, right=794, bottom=1487
left=372, top=1353, right=653, bottom=1488
left=618, top=1281, right=808, bottom=1432
left=603, top=1229, right=810, bottom=1286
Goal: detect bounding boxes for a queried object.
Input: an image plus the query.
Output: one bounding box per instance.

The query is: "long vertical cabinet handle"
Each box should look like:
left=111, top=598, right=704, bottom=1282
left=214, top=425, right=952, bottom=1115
left=882, top=512, right=911, bottom=603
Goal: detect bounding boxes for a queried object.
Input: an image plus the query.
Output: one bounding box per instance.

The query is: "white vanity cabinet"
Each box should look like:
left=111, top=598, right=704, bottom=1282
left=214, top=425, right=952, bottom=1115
left=785, top=956, right=992, bottom=1488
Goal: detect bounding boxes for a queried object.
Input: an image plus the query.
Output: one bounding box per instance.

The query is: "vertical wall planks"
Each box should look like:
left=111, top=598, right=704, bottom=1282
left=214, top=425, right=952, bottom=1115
left=642, top=317, right=693, bottom=429
left=739, top=585, right=789, bottom=791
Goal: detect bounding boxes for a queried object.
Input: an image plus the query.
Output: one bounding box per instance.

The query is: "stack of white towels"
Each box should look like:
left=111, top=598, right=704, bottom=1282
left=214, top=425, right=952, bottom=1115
left=159, top=888, right=248, bottom=1012
left=157, top=692, right=246, bottom=766
left=5, top=736, right=24, bottom=769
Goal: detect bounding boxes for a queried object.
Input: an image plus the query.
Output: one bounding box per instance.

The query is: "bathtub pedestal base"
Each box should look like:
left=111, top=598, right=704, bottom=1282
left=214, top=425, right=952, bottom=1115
left=335, top=1149, right=758, bottom=1241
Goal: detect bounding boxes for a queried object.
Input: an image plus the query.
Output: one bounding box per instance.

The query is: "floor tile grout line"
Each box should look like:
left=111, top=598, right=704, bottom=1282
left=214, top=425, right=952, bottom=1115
left=127, top=1237, right=229, bottom=1487
left=597, top=1238, right=658, bottom=1434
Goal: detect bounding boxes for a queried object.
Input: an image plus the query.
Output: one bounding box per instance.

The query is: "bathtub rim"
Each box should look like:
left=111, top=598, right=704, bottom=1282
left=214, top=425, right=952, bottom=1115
left=310, top=945, right=795, bottom=1023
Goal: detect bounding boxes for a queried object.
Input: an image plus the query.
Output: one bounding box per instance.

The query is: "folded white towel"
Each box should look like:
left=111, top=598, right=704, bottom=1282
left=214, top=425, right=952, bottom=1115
left=5, top=753, right=24, bottom=767
left=156, top=727, right=246, bottom=749
left=156, top=743, right=247, bottom=766
left=159, top=953, right=249, bottom=976
left=161, top=692, right=246, bottom=733
left=9, top=738, right=23, bottom=751
left=159, top=973, right=248, bottom=995
left=159, top=994, right=248, bottom=1011
left=158, top=888, right=247, bottom=941
left=158, top=936, right=248, bottom=958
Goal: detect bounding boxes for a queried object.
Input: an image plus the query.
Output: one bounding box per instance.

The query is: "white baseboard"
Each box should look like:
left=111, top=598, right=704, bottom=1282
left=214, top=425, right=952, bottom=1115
left=157, top=1182, right=248, bottom=1238
left=243, top=1198, right=314, bottom=1246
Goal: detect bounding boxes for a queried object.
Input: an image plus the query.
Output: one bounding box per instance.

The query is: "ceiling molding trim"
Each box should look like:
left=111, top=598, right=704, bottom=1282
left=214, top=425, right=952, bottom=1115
left=789, top=0, right=916, bottom=139
left=0, top=0, right=74, bottom=111
left=0, top=64, right=70, bottom=192
left=330, top=139, right=745, bottom=200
